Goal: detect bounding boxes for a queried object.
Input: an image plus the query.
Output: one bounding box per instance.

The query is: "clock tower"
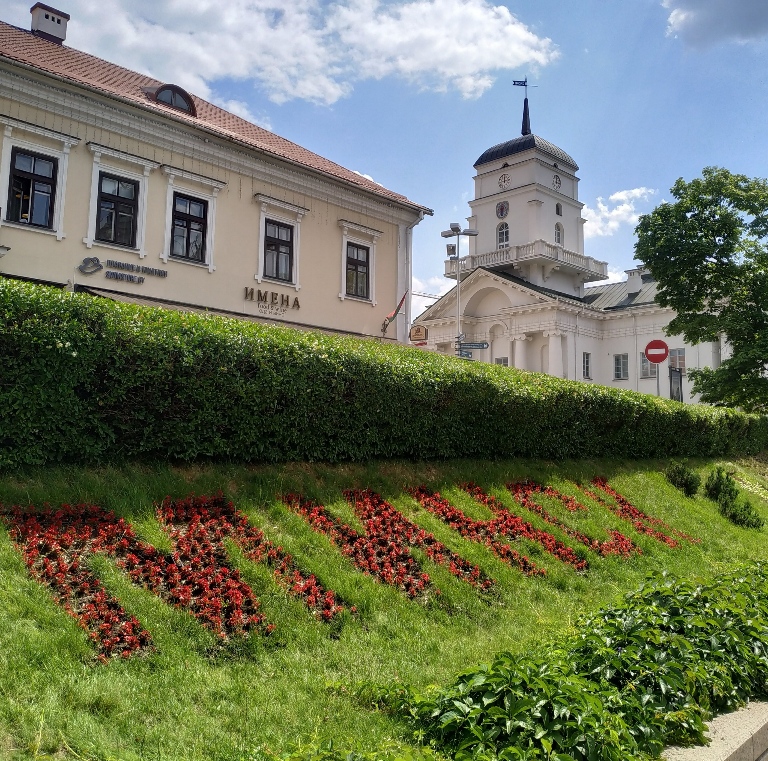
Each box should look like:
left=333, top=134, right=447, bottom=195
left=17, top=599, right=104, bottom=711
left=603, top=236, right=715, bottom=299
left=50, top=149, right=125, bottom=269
left=451, top=97, right=607, bottom=296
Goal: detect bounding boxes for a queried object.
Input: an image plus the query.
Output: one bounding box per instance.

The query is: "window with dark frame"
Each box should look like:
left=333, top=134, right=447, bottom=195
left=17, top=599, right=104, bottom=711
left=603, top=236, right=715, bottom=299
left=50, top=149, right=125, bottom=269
left=96, top=172, right=138, bottom=248
left=264, top=219, right=293, bottom=282
left=7, top=147, right=57, bottom=228
left=614, top=353, right=629, bottom=380
left=669, top=348, right=686, bottom=373
left=170, top=192, right=207, bottom=263
left=346, top=242, right=370, bottom=299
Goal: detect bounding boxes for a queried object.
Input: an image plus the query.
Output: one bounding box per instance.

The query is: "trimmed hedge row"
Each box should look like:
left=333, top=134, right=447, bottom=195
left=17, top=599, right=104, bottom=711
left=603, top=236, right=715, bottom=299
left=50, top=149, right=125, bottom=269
left=1, top=278, right=766, bottom=469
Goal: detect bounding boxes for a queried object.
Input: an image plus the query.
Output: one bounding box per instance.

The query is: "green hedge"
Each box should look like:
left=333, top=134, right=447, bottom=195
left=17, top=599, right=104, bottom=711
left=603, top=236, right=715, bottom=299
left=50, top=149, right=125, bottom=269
left=1, top=278, right=766, bottom=469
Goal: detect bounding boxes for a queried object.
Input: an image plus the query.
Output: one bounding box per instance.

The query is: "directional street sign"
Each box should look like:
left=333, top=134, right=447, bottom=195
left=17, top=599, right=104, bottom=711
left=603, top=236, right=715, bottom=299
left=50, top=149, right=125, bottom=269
left=458, top=341, right=489, bottom=350
left=457, top=350, right=473, bottom=359
left=644, top=339, right=669, bottom=364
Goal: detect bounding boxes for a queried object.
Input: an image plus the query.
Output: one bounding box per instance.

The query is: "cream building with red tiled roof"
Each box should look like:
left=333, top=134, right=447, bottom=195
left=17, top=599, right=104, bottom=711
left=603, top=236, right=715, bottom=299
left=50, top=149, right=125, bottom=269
left=0, top=4, right=431, bottom=340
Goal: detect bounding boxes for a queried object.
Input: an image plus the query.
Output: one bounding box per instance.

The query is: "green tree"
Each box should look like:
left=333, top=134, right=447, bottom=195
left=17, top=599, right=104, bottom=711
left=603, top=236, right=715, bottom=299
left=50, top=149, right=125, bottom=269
left=634, top=166, right=768, bottom=412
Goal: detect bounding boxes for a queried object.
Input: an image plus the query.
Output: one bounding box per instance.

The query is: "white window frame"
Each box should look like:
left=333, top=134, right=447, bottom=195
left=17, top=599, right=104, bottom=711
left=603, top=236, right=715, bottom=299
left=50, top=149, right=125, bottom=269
left=614, top=353, right=629, bottom=380
left=160, top=166, right=225, bottom=273
left=497, top=221, right=509, bottom=249
left=582, top=351, right=591, bottom=379
left=0, top=118, right=80, bottom=241
left=494, top=357, right=509, bottom=367
left=255, top=194, right=308, bottom=292
left=640, top=353, right=658, bottom=379
left=555, top=222, right=563, bottom=246
left=84, top=143, right=159, bottom=257
left=338, top=219, right=381, bottom=306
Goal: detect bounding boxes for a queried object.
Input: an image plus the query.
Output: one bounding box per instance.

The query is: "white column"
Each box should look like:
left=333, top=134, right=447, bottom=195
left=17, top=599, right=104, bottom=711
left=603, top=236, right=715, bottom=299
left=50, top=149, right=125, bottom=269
left=565, top=330, right=576, bottom=380
left=545, top=330, right=563, bottom=378
left=512, top=334, right=529, bottom=371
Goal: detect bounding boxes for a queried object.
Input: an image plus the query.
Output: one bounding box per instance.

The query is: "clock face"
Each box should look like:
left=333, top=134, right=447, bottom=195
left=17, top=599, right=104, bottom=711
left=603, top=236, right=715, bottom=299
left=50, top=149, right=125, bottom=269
left=552, top=174, right=562, bottom=191
left=498, top=173, right=511, bottom=190
left=496, top=201, right=509, bottom=219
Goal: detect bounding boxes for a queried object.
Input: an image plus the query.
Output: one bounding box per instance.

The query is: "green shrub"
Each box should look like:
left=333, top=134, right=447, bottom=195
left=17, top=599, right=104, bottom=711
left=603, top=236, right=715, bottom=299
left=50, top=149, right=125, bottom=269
left=705, top=466, right=739, bottom=504
left=718, top=493, right=765, bottom=529
left=389, top=564, right=768, bottom=761
left=1, top=278, right=767, bottom=469
left=665, top=461, right=701, bottom=496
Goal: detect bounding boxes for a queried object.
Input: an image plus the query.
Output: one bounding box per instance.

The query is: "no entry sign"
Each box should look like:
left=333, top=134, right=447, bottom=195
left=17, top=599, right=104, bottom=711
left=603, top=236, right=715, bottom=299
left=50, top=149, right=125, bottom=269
left=644, top=339, right=669, bottom=364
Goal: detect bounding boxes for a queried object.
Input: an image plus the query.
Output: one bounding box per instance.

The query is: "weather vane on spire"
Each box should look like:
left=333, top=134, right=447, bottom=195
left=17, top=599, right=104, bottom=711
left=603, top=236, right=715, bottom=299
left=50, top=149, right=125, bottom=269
left=512, top=76, right=536, bottom=136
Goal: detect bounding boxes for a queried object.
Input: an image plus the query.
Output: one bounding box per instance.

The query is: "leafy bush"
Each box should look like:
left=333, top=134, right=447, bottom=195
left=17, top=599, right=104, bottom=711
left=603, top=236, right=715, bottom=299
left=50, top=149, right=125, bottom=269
left=718, top=493, right=765, bottom=529
left=704, top=466, right=739, bottom=504
left=665, top=461, right=701, bottom=496
left=1, top=278, right=767, bottom=470
left=387, top=564, right=768, bottom=761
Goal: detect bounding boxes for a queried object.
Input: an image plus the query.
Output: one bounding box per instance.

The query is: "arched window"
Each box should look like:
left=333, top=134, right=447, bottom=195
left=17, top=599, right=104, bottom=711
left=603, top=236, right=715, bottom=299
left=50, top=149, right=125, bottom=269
left=497, top=222, right=509, bottom=249
left=555, top=203, right=562, bottom=216
left=150, top=85, right=197, bottom=116
left=554, top=223, right=563, bottom=245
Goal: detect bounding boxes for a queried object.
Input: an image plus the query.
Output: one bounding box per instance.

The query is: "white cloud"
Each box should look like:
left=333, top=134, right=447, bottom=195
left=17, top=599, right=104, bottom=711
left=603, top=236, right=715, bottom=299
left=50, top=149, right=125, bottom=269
left=583, top=187, right=656, bottom=239
left=6, top=0, right=558, bottom=106
left=411, top=274, right=453, bottom=319
left=663, top=0, right=768, bottom=46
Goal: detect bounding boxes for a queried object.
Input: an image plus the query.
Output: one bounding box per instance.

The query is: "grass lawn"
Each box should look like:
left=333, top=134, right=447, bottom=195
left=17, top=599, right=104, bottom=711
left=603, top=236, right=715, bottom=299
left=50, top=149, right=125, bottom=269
left=1, top=455, right=767, bottom=761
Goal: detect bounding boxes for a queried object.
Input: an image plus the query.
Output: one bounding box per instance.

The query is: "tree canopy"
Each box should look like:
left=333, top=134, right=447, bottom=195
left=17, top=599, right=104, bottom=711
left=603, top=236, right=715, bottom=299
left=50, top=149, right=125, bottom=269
left=634, top=166, right=768, bottom=412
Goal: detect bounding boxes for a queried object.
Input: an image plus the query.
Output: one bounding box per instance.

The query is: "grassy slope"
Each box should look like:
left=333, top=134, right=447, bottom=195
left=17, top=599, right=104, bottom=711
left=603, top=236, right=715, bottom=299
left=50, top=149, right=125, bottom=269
left=1, top=456, right=768, bottom=760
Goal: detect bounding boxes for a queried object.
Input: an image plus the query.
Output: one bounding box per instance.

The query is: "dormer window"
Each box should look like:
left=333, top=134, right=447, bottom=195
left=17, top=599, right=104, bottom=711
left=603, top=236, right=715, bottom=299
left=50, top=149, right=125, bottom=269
left=146, top=85, right=197, bottom=116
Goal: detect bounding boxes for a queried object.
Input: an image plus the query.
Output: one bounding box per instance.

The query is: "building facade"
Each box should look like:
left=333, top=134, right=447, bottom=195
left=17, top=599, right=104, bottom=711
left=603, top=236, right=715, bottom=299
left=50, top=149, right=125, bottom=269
left=0, top=5, right=430, bottom=341
left=414, top=99, right=721, bottom=403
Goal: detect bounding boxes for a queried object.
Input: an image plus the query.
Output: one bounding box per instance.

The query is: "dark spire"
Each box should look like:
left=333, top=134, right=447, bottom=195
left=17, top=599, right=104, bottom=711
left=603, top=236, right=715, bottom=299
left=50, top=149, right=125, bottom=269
left=521, top=97, right=531, bottom=136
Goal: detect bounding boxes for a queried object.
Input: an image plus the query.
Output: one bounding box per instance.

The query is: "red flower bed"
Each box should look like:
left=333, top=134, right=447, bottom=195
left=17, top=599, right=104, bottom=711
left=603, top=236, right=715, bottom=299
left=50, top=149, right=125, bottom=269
left=3, top=503, right=155, bottom=660
left=408, top=486, right=544, bottom=577
left=460, top=484, right=588, bottom=572
left=506, top=482, right=639, bottom=558
left=283, top=490, right=494, bottom=598
left=581, top=477, right=700, bottom=547
left=157, top=494, right=345, bottom=622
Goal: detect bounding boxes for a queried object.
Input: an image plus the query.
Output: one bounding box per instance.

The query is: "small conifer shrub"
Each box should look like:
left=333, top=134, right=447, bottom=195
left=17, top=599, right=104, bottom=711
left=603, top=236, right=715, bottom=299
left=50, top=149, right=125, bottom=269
left=665, top=461, right=701, bottom=497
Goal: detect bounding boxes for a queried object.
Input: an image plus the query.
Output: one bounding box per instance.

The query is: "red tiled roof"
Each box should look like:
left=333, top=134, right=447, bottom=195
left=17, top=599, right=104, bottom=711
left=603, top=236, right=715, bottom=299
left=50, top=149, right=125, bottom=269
left=0, top=20, right=431, bottom=212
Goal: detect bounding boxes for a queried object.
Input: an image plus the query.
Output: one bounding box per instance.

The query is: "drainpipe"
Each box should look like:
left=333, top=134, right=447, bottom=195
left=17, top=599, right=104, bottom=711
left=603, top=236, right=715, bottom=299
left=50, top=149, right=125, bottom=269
left=632, top=312, right=638, bottom=392
left=404, top=211, right=425, bottom=342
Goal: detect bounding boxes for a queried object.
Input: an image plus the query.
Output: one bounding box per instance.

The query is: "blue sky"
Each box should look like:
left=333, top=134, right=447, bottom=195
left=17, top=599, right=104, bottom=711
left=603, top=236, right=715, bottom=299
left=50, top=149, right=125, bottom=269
left=6, top=0, right=768, bottom=315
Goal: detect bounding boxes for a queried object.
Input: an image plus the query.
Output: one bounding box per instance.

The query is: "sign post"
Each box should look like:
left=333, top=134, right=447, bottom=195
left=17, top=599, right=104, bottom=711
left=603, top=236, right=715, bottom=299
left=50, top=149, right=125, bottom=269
left=644, top=339, right=669, bottom=397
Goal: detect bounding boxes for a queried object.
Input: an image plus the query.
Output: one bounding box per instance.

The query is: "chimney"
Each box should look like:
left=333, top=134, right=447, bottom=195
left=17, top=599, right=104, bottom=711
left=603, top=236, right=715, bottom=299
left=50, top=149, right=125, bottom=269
left=30, top=3, right=69, bottom=44
left=625, top=267, right=643, bottom=294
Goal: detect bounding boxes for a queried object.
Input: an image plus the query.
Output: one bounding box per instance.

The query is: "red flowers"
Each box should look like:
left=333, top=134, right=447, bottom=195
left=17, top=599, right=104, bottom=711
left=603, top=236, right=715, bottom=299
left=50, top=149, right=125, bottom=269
left=460, top=484, right=589, bottom=572
left=582, top=478, right=699, bottom=547
left=506, top=482, right=639, bottom=558
left=283, top=489, right=494, bottom=598
left=157, top=494, right=345, bottom=623
left=3, top=504, right=154, bottom=660
left=408, top=486, right=544, bottom=577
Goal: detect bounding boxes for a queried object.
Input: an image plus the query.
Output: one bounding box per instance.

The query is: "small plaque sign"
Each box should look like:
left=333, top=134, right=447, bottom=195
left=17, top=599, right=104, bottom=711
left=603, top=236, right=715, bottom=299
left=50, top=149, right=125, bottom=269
left=409, top=325, right=428, bottom=342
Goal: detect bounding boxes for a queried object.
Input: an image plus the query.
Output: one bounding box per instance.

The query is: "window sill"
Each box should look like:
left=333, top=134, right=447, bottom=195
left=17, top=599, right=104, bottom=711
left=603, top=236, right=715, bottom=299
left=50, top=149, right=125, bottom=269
left=261, top=275, right=295, bottom=287
left=168, top=255, right=211, bottom=270
left=344, top=294, right=372, bottom=304
left=613, top=378, right=629, bottom=382
left=86, top=238, right=141, bottom=256
left=2, top=219, right=60, bottom=237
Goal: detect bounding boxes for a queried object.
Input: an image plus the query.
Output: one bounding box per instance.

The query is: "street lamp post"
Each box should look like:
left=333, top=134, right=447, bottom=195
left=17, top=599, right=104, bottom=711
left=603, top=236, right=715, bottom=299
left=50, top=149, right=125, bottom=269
left=441, top=223, right=478, bottom=357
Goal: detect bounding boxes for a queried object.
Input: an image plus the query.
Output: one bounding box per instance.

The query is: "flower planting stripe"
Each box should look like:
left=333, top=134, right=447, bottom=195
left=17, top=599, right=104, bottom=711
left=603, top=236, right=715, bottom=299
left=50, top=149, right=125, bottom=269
left=2, top=504, right=155, bottom=660
left=408, top=486, right=544, bottom=577
left=581, top=477, right=699, bottom=547
left=460, top=483, right=588, bottom=572
left=156, top=494, right=345, bottom=622
left=283, top=490, right=494, bottom=598
left=506, top=482, right=639, bottom=558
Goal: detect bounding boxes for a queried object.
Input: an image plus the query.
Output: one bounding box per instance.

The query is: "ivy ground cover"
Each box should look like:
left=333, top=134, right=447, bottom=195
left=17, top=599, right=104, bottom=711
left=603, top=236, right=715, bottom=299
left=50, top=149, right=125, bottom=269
left=0, top=458, right=767, bottom=760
